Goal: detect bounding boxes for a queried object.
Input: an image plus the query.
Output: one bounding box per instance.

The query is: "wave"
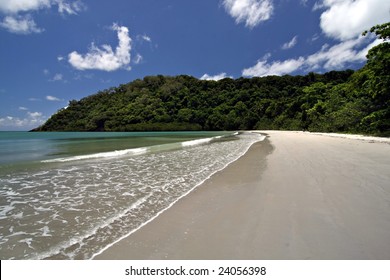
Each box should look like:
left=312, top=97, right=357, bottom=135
left=42, top=147, right=148, bottom=163
left=42, top=133, right=238, bottom=163
left=31, top=193, right=154, bottom=260
left=90, top=132, right=264, bottom=259
left=0, top=131, right=263, bottom=259
left=181, top=137, right=213, bottom=147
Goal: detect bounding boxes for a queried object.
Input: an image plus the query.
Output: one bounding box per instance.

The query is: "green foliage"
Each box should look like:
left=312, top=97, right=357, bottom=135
left=29, top=71, right=347, bottom=132
left=32, top=23, right=390, bottom=136
left=362, top=22, right=390, bottom=41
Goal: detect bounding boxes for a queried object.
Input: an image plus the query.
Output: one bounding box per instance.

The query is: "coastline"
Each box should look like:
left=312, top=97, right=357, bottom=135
left=94, top=131, right=390, bottom=260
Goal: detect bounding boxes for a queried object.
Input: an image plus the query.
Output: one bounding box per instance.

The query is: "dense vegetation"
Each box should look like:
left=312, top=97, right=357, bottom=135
left=33, top=23, right=389, bottom=136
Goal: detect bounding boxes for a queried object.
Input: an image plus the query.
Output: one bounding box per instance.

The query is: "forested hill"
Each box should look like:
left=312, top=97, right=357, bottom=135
left=33, top=23, right=389, bottom=136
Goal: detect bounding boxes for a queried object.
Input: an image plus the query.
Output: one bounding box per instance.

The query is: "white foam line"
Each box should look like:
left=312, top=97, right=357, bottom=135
left=41, top=133, right=236, bottom=163
left=42, top=147, right=148, bottom=163
left=181, top=137, right=213, bottom=147
left=90, top=132, right=265, bottom=259
left=30, top=193, right=154, bottom=260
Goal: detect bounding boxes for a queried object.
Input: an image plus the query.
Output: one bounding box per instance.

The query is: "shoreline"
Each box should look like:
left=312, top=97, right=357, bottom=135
left=94, top=131, right=390, bottom=260
left=91, top=132, right=265, bottom=259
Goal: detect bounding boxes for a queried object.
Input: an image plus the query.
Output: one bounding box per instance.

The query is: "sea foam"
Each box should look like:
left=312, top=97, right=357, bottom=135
left=0, top=132, right=264, bottom=260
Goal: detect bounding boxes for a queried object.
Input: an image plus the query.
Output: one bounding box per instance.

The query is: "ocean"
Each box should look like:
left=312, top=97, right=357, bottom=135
left=0, top=131, right=264, bottom=259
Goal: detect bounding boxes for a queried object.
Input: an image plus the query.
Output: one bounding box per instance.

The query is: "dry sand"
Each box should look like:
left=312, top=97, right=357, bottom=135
left=95, top=131, right=390, bottom=260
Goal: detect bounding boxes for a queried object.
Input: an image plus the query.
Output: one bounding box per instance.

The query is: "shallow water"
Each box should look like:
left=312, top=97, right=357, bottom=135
left=0, top=131, right=263, bottom=259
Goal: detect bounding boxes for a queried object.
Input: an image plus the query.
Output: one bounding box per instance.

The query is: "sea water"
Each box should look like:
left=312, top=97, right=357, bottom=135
left=0, top=131, right=264, bottom=259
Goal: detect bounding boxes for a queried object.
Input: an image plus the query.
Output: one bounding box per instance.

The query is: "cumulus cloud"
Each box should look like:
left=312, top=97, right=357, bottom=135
left=0, top=112, right=46, bottom=130
left=305, top=36, right=381, bottom=70
left=318, top=0, right=390, bottom=41
left=242, top=35, right=382, bottom=77
left=0, top=0, right=51, bottom=14
left=0, top=0, right=85, bottom=34
left=0, top=0, right=83, bottom=14
left=68, top=23, right=132, bottom=71
left=200, top=73, right=233, bottom=81
left=243, top=0, right=387, bottom=77
left=281, top=36, right=298, bottom=50
left=0, top=15, right=43, bottom=34
left=243, top=57, right=305, bottom=77
left=222, top=0, right=274, bottom=28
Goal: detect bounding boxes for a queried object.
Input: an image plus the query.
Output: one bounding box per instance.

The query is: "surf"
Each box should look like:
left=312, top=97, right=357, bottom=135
left=0, top=131, right=264, bottom=259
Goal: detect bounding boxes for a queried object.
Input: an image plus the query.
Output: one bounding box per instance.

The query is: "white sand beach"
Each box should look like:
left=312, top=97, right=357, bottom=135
left=95, top=131, right=390, bottom=260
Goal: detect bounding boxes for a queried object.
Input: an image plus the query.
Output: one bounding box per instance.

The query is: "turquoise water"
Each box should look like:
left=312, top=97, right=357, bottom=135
left=0, top=131, right=263, bottom=259
left=0, top=131, right=229, bottom=166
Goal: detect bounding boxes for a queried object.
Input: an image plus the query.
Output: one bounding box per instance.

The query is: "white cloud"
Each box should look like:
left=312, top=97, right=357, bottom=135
left=51, top=73, right=63, bottom=81
left=281, top=36, right=298, bottom=50
left=0, top=0, right=83, bottom=14
left=0, top=111, right=46, bottom=130
left=312, top=1, right=325, bottom=11
left=200, top=73, right=232, bottom=81
left=0, top=0, right=51, bottom=14
left=318, top=0, right=390, bottom=41
left=57, top=55, right=64, bottom=61
left=243, top=57, right=305, bottom=77
left=242, top=1, right=386, bottom=78
left=19, top=106, right=28, bottom=111
left=0, top=15, right=43, bottom=34
left=300, top=0, right=309, bottom=6
left=55, top=0, right=85, bottom=15
left=242, top=35, right=382, bottom=77
left=133, top=53, right=143, bottom=64
left=140, top=35, right=151, bottom=42
left=28, top=111, right=43, bottom=118
left=222, top=0, right=274, bottom=28
left=311, top=33, right=320, bottom=42
left=68, top=23, right=132, bottom=71
left=305, top=36, right=380, bottom=70
left=46, top=95, right=63, bottom=101
left=0, top=1, right=85, bottom=34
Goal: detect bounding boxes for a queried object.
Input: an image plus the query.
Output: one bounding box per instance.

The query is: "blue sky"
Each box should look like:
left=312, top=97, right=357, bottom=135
left=0, top=0, right=389, bottom=130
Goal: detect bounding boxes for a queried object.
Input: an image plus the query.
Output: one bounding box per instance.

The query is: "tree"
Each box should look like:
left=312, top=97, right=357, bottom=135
left=32, top=23, right=390, bottom=136
left=361, top=22, right=390, bottom=134
left=363, top=22, right=390, bottom=99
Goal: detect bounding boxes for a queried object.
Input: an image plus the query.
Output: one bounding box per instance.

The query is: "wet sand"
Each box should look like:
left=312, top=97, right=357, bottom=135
left=94, top=131, right=390, bottom=259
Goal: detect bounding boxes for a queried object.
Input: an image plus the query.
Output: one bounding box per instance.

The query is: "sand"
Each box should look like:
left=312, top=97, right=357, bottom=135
left=94, top=131, right=390, bottom=260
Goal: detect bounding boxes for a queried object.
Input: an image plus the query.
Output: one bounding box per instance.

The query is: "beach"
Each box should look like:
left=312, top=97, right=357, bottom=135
left=0, top=131, right=261, bottom=259
left=94, top=131, right=390, bottom=260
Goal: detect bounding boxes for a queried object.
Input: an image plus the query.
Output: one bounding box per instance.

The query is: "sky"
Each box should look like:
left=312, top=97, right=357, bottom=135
left=0, top=0, right=389, bottom=130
